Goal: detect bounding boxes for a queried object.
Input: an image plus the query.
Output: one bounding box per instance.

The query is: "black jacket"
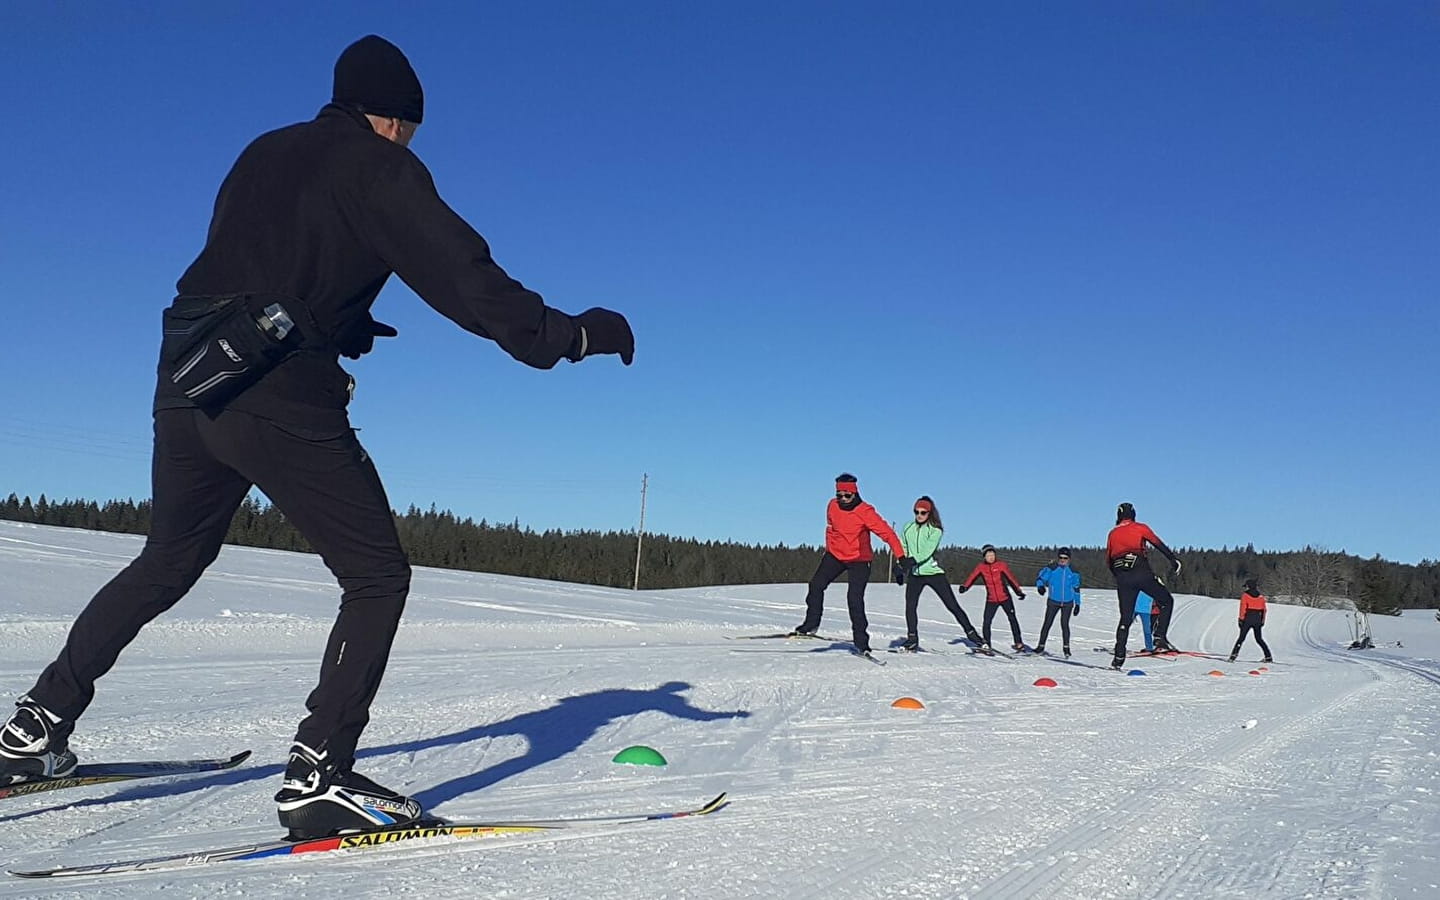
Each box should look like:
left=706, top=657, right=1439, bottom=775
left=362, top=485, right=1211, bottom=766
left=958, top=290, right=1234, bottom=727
left=156, top=104, right=580, bottom=428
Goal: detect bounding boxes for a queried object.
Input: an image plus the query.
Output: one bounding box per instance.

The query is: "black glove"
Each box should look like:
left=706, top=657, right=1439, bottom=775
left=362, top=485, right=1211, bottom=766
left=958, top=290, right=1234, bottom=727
left=568, top=308, right=634, bottom=365
left=958, top=585, right=969, bottom=594
left=1072, top=605, right=1080, bottom=618
left=892, top=567, right=905, bottom=586
left=1037, top=585, right=1047, bottom=597
left=898, top=556, right=916, bottom=573
left=336, top=317, right=399, bottom=360
left=1016, top=592, right=1026, bottom=600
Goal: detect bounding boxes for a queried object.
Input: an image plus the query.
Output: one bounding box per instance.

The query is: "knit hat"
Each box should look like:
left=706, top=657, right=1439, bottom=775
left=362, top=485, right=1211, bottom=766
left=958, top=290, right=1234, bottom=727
left=1116, top=501, right=1136, bottom=522
left=1243, top=578, right=1259, bottom=591
left=333, top=35, right=424, bottom=124
left=1057, top=547, right=1072, bottom=558
left=981, top=544, right=996, bottom=556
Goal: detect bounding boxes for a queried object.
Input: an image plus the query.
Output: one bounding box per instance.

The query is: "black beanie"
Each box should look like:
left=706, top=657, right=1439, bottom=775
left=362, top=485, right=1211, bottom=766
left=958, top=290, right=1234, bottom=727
left=333, top=35, right=424, bottom=124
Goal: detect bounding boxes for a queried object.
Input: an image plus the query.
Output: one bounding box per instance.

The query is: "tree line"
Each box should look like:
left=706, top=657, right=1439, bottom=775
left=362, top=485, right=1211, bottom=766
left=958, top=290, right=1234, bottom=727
left=2, top=492, right=1436, bottom=613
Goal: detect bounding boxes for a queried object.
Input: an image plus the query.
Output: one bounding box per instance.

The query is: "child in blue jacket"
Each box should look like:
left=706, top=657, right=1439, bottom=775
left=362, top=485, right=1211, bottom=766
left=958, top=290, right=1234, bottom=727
left=1134, top=590, right=1157, bottom=652
left=1034, top=548, right=1081, bottom=657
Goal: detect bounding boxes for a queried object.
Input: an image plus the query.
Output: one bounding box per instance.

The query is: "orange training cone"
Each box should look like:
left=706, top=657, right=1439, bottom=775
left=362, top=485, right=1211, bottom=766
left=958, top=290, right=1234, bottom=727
left=891, top=697, right=925, bottom=709
left=1033, top=677, right=1058, bottom=688
left=1249, top=670, right=1262, bottom=676
left=1208, top=670, right=1225, bottom=677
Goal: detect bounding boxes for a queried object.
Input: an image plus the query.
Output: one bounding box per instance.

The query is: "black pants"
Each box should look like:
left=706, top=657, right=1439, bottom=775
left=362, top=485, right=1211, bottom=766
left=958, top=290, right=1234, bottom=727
left=29, top=407, right=410, bottom=769
left=799, top=552, right=872, bottom=652
left=1112, top=561, right=1175, bottom=661
left=1037, top=601, right=1074, bottom=648
left=1232, top=614, right=1272, bottom=658
left=904, top=574, right=979, bottom=642
left=982, top=599, right=1023, bottom=647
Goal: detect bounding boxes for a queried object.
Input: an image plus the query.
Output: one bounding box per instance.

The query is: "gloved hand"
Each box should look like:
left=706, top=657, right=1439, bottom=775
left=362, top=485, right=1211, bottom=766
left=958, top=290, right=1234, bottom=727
left=568, top=308, right=634, bottom=365
left=336, top=317, right=399, bottom=359
left=1172, top=558, right=1184, bottom=577
left=1073, top=605, right=1080, bottom=618
left=892, top=567, right=905, bottom=586
left=958, top=585, right=969, bottom=594
left=898, top=556, right=916, bottom=573
left=1037, top=585, right=1047, bottom=597
left=1016, top=592, right=1026, bottom=600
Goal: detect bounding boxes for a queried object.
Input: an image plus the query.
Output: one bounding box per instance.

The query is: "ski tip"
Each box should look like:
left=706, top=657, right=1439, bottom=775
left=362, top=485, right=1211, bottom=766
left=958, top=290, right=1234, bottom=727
left=227, top=750, right=253, bottom=766
left=700, top=792, right=729, bottom=814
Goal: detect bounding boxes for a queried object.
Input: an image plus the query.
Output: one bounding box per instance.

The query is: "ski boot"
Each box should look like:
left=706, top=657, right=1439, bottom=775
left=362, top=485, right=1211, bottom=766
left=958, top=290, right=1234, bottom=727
left=1153, top=638, right=1179, bottom=654
left=1110, top=656, right=1125, bottom=671
left=1033, top=644, right=1047, bottom=656
left=1228, top=653, right=1238, bottom=662
left=275, top=742, right=424, bottom=840
left=972, top=642, right=996, bottom=656
left=1063, top=645, right=1071, bottom=659
left=1012, top=643, right=1028, bottom=654
left=898, top=635, right=920, bottom=653
left=1263, top=656, right=1274, bottom=663
left=789, top=625, right=817, bottom=638
left=0, top=696, right=77, bottom=784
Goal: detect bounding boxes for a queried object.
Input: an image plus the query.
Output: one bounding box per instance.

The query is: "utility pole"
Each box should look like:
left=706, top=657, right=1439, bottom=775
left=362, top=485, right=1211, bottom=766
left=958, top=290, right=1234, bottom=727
left=633, top=473, right=648, bottom=590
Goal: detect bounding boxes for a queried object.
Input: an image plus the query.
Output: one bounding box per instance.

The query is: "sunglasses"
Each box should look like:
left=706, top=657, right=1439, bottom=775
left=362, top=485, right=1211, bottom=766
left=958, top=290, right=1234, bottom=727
left=914, top=509, right=930, bottom=516
left=1058, top=556, right=1070, bottom=560
left=835, top=491, right=855, bottom=499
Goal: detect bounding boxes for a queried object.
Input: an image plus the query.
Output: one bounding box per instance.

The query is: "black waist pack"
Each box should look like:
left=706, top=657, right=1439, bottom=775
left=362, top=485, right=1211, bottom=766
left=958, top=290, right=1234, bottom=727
left=1110, top=553, right=1141, bottom=570
left=160, top=294, right=315, bottom=412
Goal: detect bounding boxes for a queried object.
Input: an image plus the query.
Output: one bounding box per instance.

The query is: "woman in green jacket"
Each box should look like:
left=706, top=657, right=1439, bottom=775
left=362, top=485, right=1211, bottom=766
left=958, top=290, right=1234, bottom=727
left=898, top=497, right=984, bottom=652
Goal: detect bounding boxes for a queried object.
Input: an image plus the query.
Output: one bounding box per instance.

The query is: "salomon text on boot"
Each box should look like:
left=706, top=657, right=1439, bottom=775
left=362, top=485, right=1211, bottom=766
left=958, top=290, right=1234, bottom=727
left=274, top=742, right=423, bottom=840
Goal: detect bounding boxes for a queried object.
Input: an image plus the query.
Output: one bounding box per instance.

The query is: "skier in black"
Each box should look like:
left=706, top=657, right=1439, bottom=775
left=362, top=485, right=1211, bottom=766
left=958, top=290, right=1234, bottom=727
left=0, top=36, right=634, bottom=840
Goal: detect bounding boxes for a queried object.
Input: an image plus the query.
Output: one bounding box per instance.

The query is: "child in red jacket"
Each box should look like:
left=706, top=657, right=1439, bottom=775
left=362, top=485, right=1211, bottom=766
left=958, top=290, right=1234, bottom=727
left=793, top=473, right=906, bottom=657
left=960, top=544, right=1027, bottom=652
left=1229, top=578, right=1274, bottom=662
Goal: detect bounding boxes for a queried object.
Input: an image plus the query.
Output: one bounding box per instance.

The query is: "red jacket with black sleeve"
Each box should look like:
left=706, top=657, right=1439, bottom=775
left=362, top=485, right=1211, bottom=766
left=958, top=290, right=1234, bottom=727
left=963, top=560, right=1023, bottom=604
left=824, top=499, right=904, bottom=563
left=1105, top=520, right=1179, bottom=568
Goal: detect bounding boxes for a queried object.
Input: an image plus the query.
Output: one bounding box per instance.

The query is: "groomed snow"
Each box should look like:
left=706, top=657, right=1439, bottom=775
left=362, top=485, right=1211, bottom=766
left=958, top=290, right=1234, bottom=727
left=1, top=520, right=1436, bottom=898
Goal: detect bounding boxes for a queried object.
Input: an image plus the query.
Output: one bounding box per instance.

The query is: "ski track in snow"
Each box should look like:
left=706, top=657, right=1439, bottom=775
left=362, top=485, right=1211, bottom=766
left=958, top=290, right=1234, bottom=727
left=0, top=520, right=1437, bottom=899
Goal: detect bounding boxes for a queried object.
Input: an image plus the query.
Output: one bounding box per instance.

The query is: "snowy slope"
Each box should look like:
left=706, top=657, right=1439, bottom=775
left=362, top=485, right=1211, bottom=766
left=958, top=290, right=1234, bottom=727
left=0, top=520, right=1437, bottom=899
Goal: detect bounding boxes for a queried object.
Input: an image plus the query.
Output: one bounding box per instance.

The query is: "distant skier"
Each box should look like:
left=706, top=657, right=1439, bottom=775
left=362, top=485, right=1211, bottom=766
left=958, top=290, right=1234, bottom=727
left=0, top=35, right=634, bottom=841
left=896, top=497, right=984, bottom=652
left=1133, top=589, right=1158, bottom=653
left=1033, top=547, right=1081, bottom=657
left=1105, top=503, right=1183, bottom=668
left=961, top=545, right=1027, bottom=652
left=1230, top=578, right=1274, bottom=663
left=793, top=474, right=906, bottom=657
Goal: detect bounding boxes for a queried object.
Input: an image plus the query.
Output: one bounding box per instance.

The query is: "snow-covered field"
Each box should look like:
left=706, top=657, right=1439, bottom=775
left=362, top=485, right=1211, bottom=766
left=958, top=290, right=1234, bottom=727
left=1, top=520, right=1436, bottom=899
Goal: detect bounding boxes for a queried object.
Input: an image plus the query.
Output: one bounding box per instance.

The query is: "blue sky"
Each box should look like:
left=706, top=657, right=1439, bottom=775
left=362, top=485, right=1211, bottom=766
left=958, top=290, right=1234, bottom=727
left=2, top=2, right=1436, bottom=563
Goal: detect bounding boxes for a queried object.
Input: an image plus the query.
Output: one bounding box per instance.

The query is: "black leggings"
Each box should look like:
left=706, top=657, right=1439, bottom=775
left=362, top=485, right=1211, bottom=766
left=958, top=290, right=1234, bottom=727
left=1233, top=619, right=1272, bottom=658
left=1112, top=562, right=1175, bottom=661
left=1037, top=601, right=1074, bottom=648
left=30, top=408, right=410, bottom=769
left=982, top=599, right=1023, bottom=647
left=904, top=574, right=979, bottom=641
left=800, top=552, right=873, bottom=652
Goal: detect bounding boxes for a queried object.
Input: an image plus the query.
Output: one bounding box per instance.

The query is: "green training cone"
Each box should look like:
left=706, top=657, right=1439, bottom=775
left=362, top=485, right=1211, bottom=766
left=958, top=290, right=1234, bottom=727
left=612, top=745, right=668, bottom=766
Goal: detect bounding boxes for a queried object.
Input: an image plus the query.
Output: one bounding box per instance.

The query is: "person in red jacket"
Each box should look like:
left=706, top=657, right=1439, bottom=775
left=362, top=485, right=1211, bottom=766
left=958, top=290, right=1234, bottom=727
left=792, top=473, right=907, bottom=657
left=1105, top=502, right=1183, bottom=667
left=1229, top=578, right=1274, bottom=662
left=960, top=544, right=1027, bottom=652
